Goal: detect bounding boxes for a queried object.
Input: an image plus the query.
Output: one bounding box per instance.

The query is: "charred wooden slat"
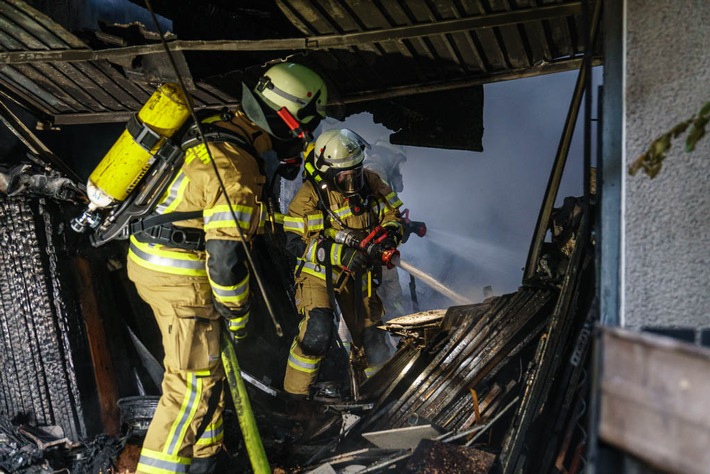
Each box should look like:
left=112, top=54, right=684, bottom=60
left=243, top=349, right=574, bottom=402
left=0, top=197, right=90, bottom=440
left=417, top=291, right=553, bottom=425
left=396, top=290, right=538, bottom=424
left=382, top=296, right=518, bottom=428
left=501, top=206, right=593, bottom=472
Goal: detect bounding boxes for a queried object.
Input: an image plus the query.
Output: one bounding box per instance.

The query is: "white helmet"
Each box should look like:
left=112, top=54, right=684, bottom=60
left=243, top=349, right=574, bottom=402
left=242, top=62, right=328, bottom=142
left=313, top=129, right=369, bottom=194
left=255, top=62, right=327, bottom=124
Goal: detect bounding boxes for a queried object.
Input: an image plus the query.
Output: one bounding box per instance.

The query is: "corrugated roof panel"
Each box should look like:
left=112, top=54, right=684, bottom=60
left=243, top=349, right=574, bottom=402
left=0, top=0, right=239, bottom=126
left=0, top=0, right=599, bottom=151
left=276, top=0, right=599, bottom=95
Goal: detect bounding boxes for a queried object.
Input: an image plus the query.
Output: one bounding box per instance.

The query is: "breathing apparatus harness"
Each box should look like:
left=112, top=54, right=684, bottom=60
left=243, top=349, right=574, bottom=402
left=129, top=110, right=266, bottom=251
left=301, top=150, right=389, bottom=314
left=131, top=91, right=318, bottom=259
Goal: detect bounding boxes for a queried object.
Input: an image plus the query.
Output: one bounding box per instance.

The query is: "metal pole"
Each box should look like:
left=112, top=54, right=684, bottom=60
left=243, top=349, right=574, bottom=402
left=523, top=0, right=602, bottom=282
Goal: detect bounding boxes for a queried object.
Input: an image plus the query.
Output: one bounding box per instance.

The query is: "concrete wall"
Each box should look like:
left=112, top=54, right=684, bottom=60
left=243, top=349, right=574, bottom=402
left=624, top=0, right=710, bottom=328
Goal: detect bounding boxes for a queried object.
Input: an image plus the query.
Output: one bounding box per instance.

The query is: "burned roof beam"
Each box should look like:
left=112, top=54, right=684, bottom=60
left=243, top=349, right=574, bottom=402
left=46, top=102, right=240, bottom=125
left=0, top=3, right=582, bottom=64
left=38, top=55, right=598, bottom=125
left=0, top=96, right=80, bottom=182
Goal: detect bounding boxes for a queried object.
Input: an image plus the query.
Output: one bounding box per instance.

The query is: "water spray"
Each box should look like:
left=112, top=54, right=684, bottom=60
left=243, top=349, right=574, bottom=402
left=389, top=254, right=473, bottom=306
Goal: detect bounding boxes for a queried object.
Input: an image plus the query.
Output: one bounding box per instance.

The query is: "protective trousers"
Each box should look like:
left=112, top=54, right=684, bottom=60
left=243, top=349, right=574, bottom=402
left=128, top=260, right=225, bottom=473
left=284, top=273, right=391, bottom=395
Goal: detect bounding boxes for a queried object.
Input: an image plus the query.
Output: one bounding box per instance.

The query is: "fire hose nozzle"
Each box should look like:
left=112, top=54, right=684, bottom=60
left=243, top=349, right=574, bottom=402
left=381, top=248, right=399, bottom=269
left=408, top=221, right=427, bottom=238
left=326, top=228, right=399, bottom=268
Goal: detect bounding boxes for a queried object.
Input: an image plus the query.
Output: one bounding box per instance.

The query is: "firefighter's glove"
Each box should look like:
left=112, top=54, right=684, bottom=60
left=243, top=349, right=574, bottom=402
left=216, top=301, right=250, bottom=341
left=381, top=236, right=398, bottom=251
left=380, top=227, right=400, bottom=250
left=340, top=247, right=369, bottom=273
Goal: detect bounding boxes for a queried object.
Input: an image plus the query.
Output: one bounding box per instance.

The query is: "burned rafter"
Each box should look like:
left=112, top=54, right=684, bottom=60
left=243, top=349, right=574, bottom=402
left=0, top=3, right=584, bottom=66
left=0, top=98, right=79, bottom=182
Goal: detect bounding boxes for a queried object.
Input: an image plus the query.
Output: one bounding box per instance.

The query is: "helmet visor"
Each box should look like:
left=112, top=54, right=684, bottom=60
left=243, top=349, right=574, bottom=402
left=334, top=167, right=364, bottom=194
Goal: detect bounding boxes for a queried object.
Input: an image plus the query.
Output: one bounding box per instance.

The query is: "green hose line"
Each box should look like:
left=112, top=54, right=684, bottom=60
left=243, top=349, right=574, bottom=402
left=220, top=333, right=270, bottom=473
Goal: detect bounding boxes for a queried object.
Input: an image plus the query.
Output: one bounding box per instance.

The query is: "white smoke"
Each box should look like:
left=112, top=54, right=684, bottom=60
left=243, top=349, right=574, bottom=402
left=324, top=68, right=602, bottom=311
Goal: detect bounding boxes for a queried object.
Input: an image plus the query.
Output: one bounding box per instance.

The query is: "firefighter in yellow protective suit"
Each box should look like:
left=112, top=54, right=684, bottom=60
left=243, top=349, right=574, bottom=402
left=283, top=129, right=404, bottom=397
left=127, top=62, right=328, bottom=474
left=363, top=140, right=409, bottom=320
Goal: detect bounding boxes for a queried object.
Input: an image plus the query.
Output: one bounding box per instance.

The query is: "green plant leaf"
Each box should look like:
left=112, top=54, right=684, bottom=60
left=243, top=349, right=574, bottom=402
left=686, top=116, right=708, bottom=152
left=630, top=101, right=709, bottom=178
left=670, top=119, right=692, bottom=138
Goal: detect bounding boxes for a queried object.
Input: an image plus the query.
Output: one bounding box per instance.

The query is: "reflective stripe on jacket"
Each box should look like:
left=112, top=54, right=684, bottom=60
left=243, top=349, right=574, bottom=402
left=285, top=169, right=403, bottom=284
left=128, top=110, right=271, bottom=312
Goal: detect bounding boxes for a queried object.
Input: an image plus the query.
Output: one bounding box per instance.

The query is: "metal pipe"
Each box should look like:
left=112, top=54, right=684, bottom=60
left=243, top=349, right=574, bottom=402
left=522, top=0, right=602, bottom=282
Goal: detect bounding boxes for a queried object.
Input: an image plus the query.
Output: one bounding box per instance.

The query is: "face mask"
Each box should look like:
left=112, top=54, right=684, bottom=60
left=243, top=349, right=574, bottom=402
left=333, top=167, right=364, bottom=195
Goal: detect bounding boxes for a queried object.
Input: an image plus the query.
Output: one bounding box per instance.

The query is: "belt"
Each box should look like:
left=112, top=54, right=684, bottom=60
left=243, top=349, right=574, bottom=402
left=130, top=211, right=206, bottom=251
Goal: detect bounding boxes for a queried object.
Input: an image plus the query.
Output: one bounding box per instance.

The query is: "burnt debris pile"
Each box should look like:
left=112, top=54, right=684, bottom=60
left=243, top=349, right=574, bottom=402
left=267, top=196, right=596, bottom=473
left=0, top=190, right=595, bottom=473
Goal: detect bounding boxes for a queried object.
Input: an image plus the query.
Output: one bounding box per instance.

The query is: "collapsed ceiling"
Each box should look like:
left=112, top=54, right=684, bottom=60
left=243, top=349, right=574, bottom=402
left=0, top=0, right=601, bottom=153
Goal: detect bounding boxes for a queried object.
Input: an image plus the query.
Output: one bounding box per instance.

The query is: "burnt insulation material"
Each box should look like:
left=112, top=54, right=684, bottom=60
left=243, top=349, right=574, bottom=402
left=0, top=195, right=88, bottom=440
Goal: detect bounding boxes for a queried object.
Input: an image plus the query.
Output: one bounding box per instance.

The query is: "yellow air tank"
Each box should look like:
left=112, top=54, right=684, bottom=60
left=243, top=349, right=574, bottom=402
left=72, top=83, right=190, bottom=231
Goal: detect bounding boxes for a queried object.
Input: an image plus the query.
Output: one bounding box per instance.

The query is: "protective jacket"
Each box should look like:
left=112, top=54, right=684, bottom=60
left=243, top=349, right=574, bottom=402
left=283, top=169, right=403, bottom=288
left=129, top=110, right=271, bottom=318
left=128, top=109, right=271, bottom=472
left=282, top=169, right=404, bottom=395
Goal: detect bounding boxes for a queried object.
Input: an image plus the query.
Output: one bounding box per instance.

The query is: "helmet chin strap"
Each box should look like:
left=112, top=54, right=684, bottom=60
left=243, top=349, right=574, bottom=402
left=276, top=107, right=312, bottom=144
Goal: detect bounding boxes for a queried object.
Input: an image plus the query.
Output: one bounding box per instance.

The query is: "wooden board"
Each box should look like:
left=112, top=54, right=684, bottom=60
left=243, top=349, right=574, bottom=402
left=599, top=327, right=710, bottom=474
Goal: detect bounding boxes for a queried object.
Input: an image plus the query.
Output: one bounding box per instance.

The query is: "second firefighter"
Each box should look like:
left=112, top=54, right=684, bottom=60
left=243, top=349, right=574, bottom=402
left=283, top=128, right=405, bottom=396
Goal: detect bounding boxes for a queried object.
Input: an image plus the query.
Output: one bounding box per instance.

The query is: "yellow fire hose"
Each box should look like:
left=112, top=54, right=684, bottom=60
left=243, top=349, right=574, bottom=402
left=220, top=332, right=270, bottom=473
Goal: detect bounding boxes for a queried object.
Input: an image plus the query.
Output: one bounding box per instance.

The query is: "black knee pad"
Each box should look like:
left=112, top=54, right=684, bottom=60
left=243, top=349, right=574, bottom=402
left=301, top=307, right=335, bottom=356
left=362, top=325, right=390, bottom=366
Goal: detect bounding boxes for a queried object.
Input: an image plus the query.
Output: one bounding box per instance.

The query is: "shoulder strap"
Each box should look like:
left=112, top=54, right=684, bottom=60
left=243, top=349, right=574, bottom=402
left=130, top=210, right=203, bottom=234
left=181, top=117, right=265, bottom=176
left=313, top=183, right=346, bottom=230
